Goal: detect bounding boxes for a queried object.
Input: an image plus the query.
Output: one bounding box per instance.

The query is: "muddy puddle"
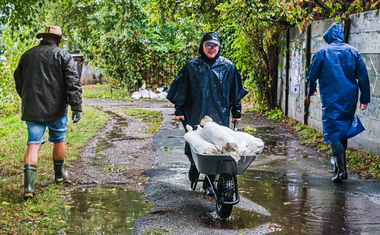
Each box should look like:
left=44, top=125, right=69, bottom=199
left=200, top=169, right=380, bottom=234
left=66, top=186, right=152, bottom=234
left=164, top=114, right=380, bottom=233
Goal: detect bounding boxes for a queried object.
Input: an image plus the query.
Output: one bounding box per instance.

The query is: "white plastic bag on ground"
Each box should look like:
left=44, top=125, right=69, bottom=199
left=131, top=91, right=142, bottom=99
left=158, top=92, right=167, bottom=99
left=149, top=90, right=159, bottom=99
left=141, top=89, right=150, bottom=98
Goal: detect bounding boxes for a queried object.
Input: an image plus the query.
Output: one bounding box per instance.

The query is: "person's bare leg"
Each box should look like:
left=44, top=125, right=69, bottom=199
left=53, top=142, right=65, bottom=160
left=24, top=143, right=42, bottom=165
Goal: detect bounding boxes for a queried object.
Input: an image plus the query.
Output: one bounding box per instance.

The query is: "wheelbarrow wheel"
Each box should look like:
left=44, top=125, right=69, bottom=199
left=216, top=173, right=234, bottom=218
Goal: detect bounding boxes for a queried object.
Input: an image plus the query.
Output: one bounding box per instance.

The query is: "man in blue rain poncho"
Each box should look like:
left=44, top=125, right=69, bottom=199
left=307, top=22, right=370, bottom=182
left=167, top=31, right=248, bottom=195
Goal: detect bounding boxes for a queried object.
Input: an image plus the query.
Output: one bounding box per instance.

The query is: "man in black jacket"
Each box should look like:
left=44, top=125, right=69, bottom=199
left=167, top=31, right=248, bottom=196
left=14, top=26, right=82, bottom=199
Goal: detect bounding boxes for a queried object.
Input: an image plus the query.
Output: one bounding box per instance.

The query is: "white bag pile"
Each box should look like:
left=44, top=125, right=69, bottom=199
left=131, top=83, right=168, bottom=100
left=184, top=116, right=264, bottom=162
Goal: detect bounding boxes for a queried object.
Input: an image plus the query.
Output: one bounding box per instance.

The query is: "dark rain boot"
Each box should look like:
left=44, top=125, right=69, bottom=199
left=330, top=157, right=338, bottom=174
left=24, top=164, right=37, bottom=199
left=53, top=159, right=69, bottom=185
left=332, top=153, right=347, bottom=182
left=342, top=153, right=348, bottom=180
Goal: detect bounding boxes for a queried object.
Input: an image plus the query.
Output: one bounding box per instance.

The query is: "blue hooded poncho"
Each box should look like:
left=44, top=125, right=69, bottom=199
left=307, top=22, right=371, bottom=143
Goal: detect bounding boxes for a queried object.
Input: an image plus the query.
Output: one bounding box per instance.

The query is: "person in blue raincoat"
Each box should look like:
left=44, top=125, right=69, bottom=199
left=167, top=31, right=248, bottom=195
left=307, top=22, right=370, bottom=182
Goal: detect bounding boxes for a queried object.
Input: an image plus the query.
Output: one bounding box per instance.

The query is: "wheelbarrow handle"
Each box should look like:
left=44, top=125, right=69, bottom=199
left=233, top=120, right=238, bottom=132
left=180, top=118, right=187, bottom=133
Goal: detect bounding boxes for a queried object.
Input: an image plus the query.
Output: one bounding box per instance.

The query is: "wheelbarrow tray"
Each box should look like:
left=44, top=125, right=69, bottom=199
left=190, top=146, right=257, bottom=175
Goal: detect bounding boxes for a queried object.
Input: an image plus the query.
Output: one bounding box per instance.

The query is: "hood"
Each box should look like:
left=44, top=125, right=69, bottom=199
left=323, top=22, right=344, bottom=44
left=198, top=31, right=221, bottom=66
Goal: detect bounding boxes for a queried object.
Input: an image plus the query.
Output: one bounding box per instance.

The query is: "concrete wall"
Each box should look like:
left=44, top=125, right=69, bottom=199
left=277, top=10, right=380, bottom=154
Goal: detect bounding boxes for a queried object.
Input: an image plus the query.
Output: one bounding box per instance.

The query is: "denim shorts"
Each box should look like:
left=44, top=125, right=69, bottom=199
left=26, top=115, right=68, bottom=145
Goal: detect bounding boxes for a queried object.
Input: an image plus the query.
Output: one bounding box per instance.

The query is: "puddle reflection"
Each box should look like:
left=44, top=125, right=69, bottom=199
left=66, top=186, right=152, bottom=234
left=236, top=169, right=380, bottom=234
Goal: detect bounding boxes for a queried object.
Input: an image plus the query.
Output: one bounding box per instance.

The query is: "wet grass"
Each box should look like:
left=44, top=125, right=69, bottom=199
left=0, top=106, right=108, bottom=234
left=82, top=83, right=131, bottom=99
left=269, top=114, right=380, bottom=180
left=122, top=108, right=163, bottom=133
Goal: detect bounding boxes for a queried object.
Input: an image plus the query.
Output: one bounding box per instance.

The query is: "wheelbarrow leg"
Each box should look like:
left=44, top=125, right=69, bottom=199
left=203, top=174, right=215, bottom=196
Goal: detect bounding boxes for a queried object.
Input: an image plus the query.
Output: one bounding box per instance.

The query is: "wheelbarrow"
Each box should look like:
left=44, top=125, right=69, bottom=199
left=182, top=120, right=260, bottom=218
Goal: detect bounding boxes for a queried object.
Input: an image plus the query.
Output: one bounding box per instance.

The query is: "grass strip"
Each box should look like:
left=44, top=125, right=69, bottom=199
left=0, top=105, right=108, bottom=234
left=122, top=108, right=163, bottom=133
left=82, top=84, right=131, bottom=99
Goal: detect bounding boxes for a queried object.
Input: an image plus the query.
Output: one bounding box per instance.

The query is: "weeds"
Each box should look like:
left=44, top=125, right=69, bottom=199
left=264, top=108, right=285, bottom=120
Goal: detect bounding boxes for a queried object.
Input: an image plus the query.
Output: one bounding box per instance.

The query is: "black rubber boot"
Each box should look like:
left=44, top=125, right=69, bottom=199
left=24, top=164, right=37, bottom=199
left=53, top=159, right=69, bottom=185
left=330, top=157, right=338, bottom=174
left=342, top=153, right=348, bottom=179
left=332, top=153, right=347, bottom=182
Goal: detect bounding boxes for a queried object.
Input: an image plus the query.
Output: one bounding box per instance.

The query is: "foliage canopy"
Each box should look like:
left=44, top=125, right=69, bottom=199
left=1, top=0, right=380, bottom=112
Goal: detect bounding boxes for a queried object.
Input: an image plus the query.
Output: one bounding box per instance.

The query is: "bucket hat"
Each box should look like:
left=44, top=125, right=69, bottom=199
left=37, top=26, right=67, bottom=40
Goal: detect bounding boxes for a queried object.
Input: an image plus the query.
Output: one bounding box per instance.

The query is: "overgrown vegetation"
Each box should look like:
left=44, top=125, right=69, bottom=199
left=1, top=1, right=380, bottom=112
left=0, top=106, right=108, bottom=234
left=122, top=108, right=163, bottom=133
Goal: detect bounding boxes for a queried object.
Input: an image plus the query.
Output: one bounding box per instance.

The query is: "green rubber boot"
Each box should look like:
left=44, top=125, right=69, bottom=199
left=24, top=164, right=37, bottom=199
left=53, top=159, right=69, bottom=185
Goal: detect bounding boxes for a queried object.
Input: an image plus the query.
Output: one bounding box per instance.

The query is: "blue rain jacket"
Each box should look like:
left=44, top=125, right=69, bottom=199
left=307, top=22, right=371, bottom=143
left=167, top=56, right=248, bottom=128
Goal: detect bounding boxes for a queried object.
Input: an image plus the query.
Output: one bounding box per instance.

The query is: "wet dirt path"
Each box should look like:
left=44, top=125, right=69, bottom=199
left=69, top=98, right=380, bottom=235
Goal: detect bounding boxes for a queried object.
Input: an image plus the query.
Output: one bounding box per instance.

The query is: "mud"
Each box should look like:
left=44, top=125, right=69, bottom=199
left=67, top=99, right=168, bottom=192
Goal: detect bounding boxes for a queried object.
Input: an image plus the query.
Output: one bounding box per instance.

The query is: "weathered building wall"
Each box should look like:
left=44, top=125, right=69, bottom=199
left=347, top=10, right=380, bottom=153
left=287, top=28, right=308, bottom=124
left=307, top=18, right=336, bottom=132
left=277, top=10, right=380, bottom=154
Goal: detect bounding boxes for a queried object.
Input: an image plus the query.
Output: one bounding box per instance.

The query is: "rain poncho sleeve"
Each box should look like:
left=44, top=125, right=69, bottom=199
left=168, top=63, right=190, bottom=117
left=167, top=56, right=248, bottom=128
left=306, top=22, right=371, bottom=143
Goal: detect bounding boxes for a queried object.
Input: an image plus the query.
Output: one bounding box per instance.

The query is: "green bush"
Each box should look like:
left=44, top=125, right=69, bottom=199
left=0, top=25, right=38, bottom=113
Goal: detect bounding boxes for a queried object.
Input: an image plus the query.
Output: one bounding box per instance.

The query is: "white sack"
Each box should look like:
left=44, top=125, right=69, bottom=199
left=158, top=92, right=167, bottom=99
left=149, top=90, right=159, bottom=99
left=201, top=121, right=240, bottom=152
left=237, top=131, right=265, bottom=155
left=131, top=91, right=142, bottom=99
left=141, top=89, right=150, bottom=98
left=184, top=126, right=221, bottom=155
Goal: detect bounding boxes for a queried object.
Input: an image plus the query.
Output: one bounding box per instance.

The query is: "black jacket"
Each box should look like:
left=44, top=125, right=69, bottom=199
left=14, top=40, right=82, bottom=122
